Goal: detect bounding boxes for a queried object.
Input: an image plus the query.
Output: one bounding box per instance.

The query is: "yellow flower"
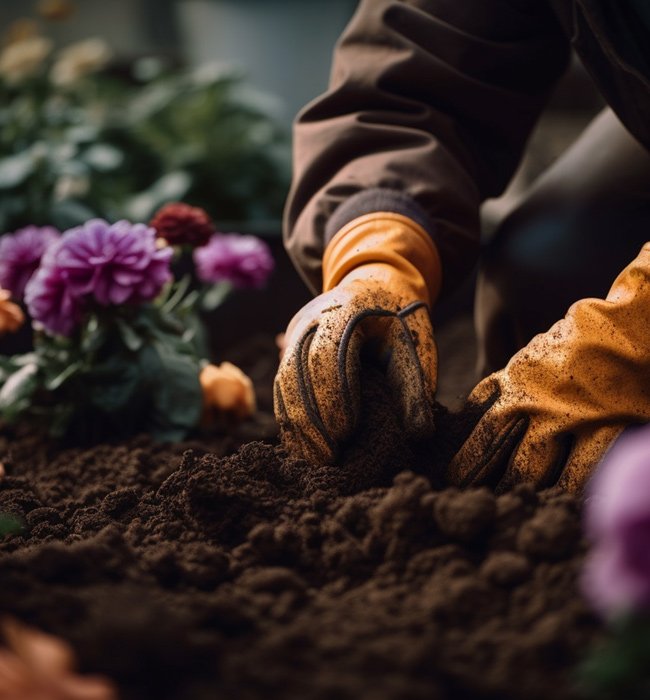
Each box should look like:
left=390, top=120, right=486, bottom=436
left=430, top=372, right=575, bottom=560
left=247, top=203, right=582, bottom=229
left=0, top=618, right=118, bottom=700
left=200, top=362, right=256, bottom=420
left=0, top=36, right=53, bottom=85
left=50, top=38, right=111, bottom=87
left=0, top=289, right=24, bottom=336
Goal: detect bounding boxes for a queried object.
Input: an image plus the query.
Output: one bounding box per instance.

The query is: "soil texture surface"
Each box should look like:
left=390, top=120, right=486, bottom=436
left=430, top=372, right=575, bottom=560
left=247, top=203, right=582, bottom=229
left=0, top=334, right=602, bottom=699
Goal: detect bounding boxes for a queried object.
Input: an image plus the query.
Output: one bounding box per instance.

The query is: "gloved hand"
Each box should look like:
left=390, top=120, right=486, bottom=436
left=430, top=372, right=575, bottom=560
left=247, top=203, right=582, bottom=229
left=274, top=212, right=441, bottom=464
left=448, top=242, right=650, bottom=493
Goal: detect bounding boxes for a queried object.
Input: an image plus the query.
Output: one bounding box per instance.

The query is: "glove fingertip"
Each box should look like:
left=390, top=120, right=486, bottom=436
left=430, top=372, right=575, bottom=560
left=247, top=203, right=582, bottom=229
left=468, top=373, right=502, bottom=409
left=273, top=378, right=289, bottom=426
left=542, top=433, right=576, bottom=489
left=449, top=415, right=528, bottom=489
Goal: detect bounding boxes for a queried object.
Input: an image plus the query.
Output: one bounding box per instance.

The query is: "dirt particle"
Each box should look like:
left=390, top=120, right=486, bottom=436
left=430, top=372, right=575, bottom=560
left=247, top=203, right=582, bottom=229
left=517, top=504, right=581, bottom=560
left=434, top=488, right=496, bottom=543
left=481, top=551, right=531, bottom=587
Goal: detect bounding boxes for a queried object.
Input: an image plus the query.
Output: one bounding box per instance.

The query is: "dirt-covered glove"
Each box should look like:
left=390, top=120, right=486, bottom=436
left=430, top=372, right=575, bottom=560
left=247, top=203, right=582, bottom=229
left=274, top=212, right=441, bottom=465
left=448, top=242, right=650, bottom=493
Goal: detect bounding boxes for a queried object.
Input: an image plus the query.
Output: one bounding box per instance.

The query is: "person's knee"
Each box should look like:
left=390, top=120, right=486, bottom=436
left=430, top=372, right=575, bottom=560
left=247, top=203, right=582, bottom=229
left=475, top=194, right=650, bottom=376
left=475, top=107, right=650, bottom=377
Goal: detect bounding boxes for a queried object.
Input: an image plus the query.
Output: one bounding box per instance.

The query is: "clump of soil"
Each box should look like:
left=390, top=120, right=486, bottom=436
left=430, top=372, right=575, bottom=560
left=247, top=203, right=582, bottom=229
left=0, top=338, right=602, bottom=699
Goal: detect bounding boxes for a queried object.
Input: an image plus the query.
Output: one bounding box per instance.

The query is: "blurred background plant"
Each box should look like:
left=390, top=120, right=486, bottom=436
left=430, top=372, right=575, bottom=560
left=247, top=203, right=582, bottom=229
left=578, top=426, right=650, bottom=699
left=0, top=3, right=289, bottom=234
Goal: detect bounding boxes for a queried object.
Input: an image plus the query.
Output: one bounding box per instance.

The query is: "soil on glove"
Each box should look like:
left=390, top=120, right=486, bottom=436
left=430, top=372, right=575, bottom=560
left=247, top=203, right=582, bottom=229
left=0, top=335, right=602, bottom=700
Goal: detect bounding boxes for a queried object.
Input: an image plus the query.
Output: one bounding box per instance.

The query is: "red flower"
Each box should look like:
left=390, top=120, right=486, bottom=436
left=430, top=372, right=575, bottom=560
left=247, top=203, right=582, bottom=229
left=149, top=203, right=215, bottom=247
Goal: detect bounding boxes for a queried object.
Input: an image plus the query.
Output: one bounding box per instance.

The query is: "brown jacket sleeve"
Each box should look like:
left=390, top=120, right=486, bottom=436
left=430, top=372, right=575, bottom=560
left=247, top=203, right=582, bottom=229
left=283, top=0, right=570, bottom=296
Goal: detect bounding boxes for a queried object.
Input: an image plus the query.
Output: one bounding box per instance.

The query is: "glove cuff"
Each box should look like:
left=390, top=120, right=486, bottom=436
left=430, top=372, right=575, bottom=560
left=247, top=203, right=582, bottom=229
left=322, top=212, right=442, bottom=306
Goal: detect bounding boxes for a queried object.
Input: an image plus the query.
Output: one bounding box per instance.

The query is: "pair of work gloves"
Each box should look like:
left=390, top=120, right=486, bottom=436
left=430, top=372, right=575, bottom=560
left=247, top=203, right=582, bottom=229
left=274, top=214, right=650, bottom=492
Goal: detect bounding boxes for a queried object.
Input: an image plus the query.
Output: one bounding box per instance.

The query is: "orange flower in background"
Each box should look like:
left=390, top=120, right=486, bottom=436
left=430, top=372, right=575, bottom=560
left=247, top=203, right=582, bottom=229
left=200, top=362, right=256, bottom=420
left=2, top=19, right=40, bottom=46
left=0, top=618, right=118, bottom=700
left=37, top=0, right=76, bottom=21
left=0, top=290, right=24, bottom=336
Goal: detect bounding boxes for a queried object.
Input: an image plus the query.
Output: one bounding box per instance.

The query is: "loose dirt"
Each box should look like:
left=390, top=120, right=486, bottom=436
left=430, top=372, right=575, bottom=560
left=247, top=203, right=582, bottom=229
left=0, top=335, right=602, bottom=699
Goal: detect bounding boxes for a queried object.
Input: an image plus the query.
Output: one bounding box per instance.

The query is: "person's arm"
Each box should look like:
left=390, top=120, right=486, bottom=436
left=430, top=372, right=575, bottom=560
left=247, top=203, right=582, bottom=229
left=275, top=0, right=571, bottom=466
left=284, top=0, right=570, bottom=296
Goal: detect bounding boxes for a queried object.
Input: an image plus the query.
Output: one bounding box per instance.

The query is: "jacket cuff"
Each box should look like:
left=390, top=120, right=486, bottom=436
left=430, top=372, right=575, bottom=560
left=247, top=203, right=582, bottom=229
left=324, top=188, right=439, bottom=248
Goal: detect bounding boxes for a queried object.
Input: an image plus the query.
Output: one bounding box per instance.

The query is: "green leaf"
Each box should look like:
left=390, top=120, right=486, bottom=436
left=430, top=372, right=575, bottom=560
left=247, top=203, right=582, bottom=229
left=83, top=143, right=124, bottom=172
left=66, top=125, right=99, bottom=144
left=177, top=289, right=201, bottom=314
left=140, top=340, right=202, bottom=441
left=125, top=171, right=191, bottom=222
left=47, top=403, right=76, bottom=439
left=45, top=361, right=82, bottom=391
left=80, top=316, right=108, bottom=354
left=11, top=352, right=39, bottom=367
left=0, top=362, right=39, bottom=419
left=0, top=151, right=34, bottom=189
left=160, top=274, right=191, bottom=314
left=578, top=614, right=650, bottom=699
left=0, top=514, right=23, bottom=538
left=116, top=317, right=144, bottom=352
left=86, top=354, right=143, bottom=414
left=202, top=282, right=232, bottom=311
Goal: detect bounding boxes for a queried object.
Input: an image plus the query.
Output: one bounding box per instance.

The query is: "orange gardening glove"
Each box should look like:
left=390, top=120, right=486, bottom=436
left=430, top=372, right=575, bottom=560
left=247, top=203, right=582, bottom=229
left=448, top=242, right=650, bottom=493
left=274, top=212, right=442, bottom=465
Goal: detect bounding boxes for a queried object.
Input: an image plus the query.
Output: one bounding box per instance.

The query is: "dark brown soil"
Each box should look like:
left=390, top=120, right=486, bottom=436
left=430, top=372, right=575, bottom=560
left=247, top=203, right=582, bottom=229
left=0, top=334, right=602, bottom=700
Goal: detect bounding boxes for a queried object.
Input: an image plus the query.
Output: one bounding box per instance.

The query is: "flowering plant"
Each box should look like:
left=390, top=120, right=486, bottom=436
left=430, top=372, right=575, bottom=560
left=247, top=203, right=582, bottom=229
left=579, top=425, right=650, bottom=698
left=0, top=204, right=274, bottom=442
left=0, top=20, right=288, bottom=234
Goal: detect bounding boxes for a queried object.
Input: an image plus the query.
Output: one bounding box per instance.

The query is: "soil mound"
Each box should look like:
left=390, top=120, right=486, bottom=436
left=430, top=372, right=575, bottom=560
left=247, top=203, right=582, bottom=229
left=0, top=345, right=602, bottom=699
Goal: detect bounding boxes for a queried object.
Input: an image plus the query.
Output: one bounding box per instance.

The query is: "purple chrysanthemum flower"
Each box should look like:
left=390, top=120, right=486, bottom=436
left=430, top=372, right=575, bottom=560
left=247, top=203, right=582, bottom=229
left=0, top=226, right=60, bottom=299
left=193, top=233, right=274, bottom=289
left=24, top=219, right=173, bottom=336
left=54, top=219, right=173, bottom=306
left=582, top=425, right=650, bottom=617
left=24, top=242, right=84, bottom=337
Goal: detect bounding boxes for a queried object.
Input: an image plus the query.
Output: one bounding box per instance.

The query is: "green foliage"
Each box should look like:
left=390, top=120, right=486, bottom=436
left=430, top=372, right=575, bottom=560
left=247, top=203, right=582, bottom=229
left=0, top=513, right=23, bottom=538
left=0, top=52, right=289, bottom=232
left=123, top=66, right=289, bottom=223
left=578, top=614, right=650, bottom=699
left=0, top=301, right=204, bottom=443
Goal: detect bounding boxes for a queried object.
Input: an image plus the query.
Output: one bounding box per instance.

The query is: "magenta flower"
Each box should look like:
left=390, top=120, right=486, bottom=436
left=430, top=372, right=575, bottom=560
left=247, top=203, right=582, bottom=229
left=193, top=233, right=274, bottom=289
left=24, top=243, right=83, bottom=337
left=24, top=219, right=173, bottom=336
left=582, top=425, right=650, bottom=617
left=54, top=219, right=172, bottom=306
left=0, top=226, right=60, bottom=299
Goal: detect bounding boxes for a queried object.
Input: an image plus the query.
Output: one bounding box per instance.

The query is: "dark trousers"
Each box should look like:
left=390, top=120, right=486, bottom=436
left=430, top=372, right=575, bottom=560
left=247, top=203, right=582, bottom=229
left=475, top=108, right=650, bottom=376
